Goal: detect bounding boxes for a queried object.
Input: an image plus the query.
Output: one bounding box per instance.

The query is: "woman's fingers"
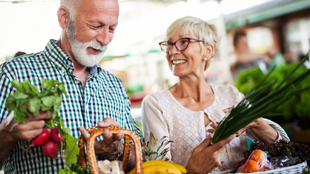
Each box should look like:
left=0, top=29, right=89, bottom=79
left=193, top=134, right=212, bottom=154
left=210, top=123, right=218, bottom=129
left=223, top=107, right=232, bottom=113
left=209, top=134, right=235, bottom=152
left=207, top=129, right=215, bottom=133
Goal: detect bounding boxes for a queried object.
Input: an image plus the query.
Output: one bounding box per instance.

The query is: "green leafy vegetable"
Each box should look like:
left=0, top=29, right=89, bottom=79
left=5, top=79, right=79, bottom=165
left=211, top=51, right=310, bottom=144
left=58, top=164, right=91, bottom=174
left=245, top=139, right=310, bottom=165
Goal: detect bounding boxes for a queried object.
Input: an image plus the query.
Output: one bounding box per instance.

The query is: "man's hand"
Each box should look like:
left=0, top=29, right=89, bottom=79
left=0, top=103, right=53, bottom=168
left=186, top=134, right=235, bottom=174
left=79, top=118, right=124, bottom=160
left=2, top=103, right=53, bottom=143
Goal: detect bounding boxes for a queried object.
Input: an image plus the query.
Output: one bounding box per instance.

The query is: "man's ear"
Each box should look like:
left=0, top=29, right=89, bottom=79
left=57, top=6, right=70, bottom=29
left=203, top=44, right=214, bottom=61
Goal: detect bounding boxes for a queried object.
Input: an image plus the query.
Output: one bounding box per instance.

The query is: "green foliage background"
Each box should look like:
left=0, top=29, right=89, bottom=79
left=235, top=64, right=310, bottom=120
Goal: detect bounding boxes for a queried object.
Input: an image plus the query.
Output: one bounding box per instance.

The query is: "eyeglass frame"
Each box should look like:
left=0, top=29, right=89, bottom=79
left=158, top=37, right=204, bottom=53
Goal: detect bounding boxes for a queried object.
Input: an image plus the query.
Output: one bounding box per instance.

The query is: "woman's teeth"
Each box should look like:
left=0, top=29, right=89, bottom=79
left=172, top=60, right=186, bottom=65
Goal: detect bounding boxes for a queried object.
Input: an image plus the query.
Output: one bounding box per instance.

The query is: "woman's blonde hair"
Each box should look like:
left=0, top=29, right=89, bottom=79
left=164, top=16, right=221, bottom=69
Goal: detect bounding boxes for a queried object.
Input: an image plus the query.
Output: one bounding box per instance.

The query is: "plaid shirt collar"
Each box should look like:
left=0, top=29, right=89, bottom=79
left=44, top=39, right=104, bottom=77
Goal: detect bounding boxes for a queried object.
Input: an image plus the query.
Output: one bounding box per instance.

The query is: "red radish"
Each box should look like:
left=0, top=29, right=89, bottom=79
left=51, top=128, right=63, bottom=143
left=42, top=140, right=58, bottom=158
left=28, top=128, right=51, bottom=149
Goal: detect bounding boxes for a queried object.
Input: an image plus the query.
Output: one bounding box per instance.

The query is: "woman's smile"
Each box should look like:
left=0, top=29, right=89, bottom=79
left=172, top=59, right=187, bottom=65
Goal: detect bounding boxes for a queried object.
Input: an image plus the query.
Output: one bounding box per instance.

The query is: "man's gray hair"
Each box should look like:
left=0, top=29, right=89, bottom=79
left=60, top=0, right=81, bottom=20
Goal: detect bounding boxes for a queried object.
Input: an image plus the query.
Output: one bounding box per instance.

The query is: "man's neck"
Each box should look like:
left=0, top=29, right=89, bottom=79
left=72, top=61, right=90, bottom=88
left=57, top=39, right=90, bottom=87
left=74, top=71, right=89, bottom=88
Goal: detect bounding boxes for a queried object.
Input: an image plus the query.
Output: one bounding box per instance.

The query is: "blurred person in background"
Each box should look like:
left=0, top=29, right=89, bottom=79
left=141, top=16, right=289, bottom=173
left=0, top=0, right=141, bottom=173
left=265, top=48, right=286, bottom=72
left=230, top=30, right=270, bottom=81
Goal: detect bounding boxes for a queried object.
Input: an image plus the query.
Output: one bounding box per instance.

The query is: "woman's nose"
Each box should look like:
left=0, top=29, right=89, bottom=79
left=169, top=44, right=180, bottom=55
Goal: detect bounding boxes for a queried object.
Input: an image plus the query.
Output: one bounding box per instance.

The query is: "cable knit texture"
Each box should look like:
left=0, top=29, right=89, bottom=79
left=141, top=84, right=289, bottom=171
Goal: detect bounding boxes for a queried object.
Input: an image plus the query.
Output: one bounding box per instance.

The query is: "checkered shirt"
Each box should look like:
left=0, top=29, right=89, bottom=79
left=0, top=39, right=142, bottom=174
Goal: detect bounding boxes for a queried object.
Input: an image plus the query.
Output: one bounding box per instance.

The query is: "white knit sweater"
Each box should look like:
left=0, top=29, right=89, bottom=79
left=141, top=84, right=289, bottom=170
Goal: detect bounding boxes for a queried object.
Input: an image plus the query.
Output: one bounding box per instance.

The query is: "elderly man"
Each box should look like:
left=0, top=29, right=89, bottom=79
left=0, top=0, right=141, bottom=173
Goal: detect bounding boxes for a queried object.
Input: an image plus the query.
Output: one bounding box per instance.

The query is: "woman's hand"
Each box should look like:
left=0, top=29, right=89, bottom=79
left=186, top=134, right=235, bottom=174
left=79, top=118, right=124, bottom=160
left=235, top=118, right=261, bottom=137
left=236, top=118, right=279, bottom=143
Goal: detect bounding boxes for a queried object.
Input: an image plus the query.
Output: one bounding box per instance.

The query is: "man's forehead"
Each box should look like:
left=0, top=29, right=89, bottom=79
left=75, top=0, right=119, bottom=22
left=77, top=0, right=119, bottom=12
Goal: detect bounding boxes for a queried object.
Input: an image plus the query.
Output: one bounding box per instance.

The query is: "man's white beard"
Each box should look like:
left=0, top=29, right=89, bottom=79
left=66, top=20, right=108, bottom=67
left=70, top=40, right=107, bottom=67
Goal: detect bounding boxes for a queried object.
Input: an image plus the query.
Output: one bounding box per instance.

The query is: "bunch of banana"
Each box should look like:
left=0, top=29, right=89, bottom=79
left=129, top=160, right=187, bottom=174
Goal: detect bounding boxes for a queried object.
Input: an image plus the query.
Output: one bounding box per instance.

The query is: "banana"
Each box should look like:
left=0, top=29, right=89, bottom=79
left=143, top=160, right=179, bottom=170
left=143, top=165, right=182, bottom=174
left=171, top=163, right=187, bottom=174
left=129, top=160, right=183, bottom=174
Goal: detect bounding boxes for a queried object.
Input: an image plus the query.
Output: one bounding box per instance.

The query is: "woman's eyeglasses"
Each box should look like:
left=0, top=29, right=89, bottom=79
left=158, top=37, right=204, bottom=53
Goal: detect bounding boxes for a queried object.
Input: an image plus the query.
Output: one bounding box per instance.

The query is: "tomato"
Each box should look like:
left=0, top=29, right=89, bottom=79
left=249, top=149, right=265, bottom=164
left=240, top=160, right=260, bottom=173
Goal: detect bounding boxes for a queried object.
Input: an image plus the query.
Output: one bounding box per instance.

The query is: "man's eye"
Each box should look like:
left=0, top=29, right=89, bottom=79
left=109, top=27, right=116, bottom=33
left=91, top=25, right=101, bottom=29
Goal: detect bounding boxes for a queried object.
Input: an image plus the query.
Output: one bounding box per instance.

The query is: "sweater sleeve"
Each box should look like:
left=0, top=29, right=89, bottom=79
left=141, top=94, right=172, bottom=160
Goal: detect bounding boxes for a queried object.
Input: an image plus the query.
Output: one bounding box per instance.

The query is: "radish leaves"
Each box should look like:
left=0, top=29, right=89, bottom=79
left=5, top=79, right=79, bottom=165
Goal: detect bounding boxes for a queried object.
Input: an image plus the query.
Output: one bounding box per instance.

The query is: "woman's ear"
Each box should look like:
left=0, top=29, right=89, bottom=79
left=203, top=44, right=214, bottom=61
left=57, top=6, right=70, bottom=29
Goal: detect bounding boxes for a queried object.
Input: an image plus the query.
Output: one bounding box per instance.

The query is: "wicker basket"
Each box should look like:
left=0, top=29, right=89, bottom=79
left=231, top=161, right=308, bottom=174
left=78, top=126, right=143, bottom=174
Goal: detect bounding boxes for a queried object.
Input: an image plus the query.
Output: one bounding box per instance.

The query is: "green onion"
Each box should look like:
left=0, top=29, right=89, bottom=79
left=211, top=50, right=310, bottom=145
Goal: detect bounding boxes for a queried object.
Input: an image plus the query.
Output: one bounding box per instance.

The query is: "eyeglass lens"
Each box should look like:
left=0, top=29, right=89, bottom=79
left=161, top=38, right=189, bottom=53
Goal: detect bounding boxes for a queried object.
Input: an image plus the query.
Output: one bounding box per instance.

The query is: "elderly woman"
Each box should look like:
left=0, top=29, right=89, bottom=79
left=141, top=16, right=289, bottom=173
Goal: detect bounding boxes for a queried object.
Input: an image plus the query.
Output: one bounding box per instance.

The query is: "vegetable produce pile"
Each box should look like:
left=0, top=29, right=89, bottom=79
left=211, top=51, right=310, bottom=144
left=244, top=139, right=310, bottom=165
left=237, top=149, right=272, bottom=173
left=58, top=164, right=91, bottom=174
left=235, top=63, right=310, bottom=121
left=5, top=79, right=80, bottom=165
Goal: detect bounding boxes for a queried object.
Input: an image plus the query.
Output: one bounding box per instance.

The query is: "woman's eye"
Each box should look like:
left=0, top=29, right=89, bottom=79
left=181, top=39, right=188, bottom=45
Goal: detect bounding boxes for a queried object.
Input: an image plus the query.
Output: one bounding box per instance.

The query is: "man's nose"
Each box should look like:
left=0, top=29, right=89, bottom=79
left=96, top=28, right=111, bottom=46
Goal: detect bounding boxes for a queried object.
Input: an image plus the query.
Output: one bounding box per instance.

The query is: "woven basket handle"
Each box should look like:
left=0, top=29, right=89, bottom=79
left=78, top=125, right=143, bottom=174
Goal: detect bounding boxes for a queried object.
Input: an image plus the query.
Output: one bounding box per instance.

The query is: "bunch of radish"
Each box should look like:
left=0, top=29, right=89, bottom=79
left=28, top=128, right=63, bottom=158
left=6, top=79, right=80, bottom=164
